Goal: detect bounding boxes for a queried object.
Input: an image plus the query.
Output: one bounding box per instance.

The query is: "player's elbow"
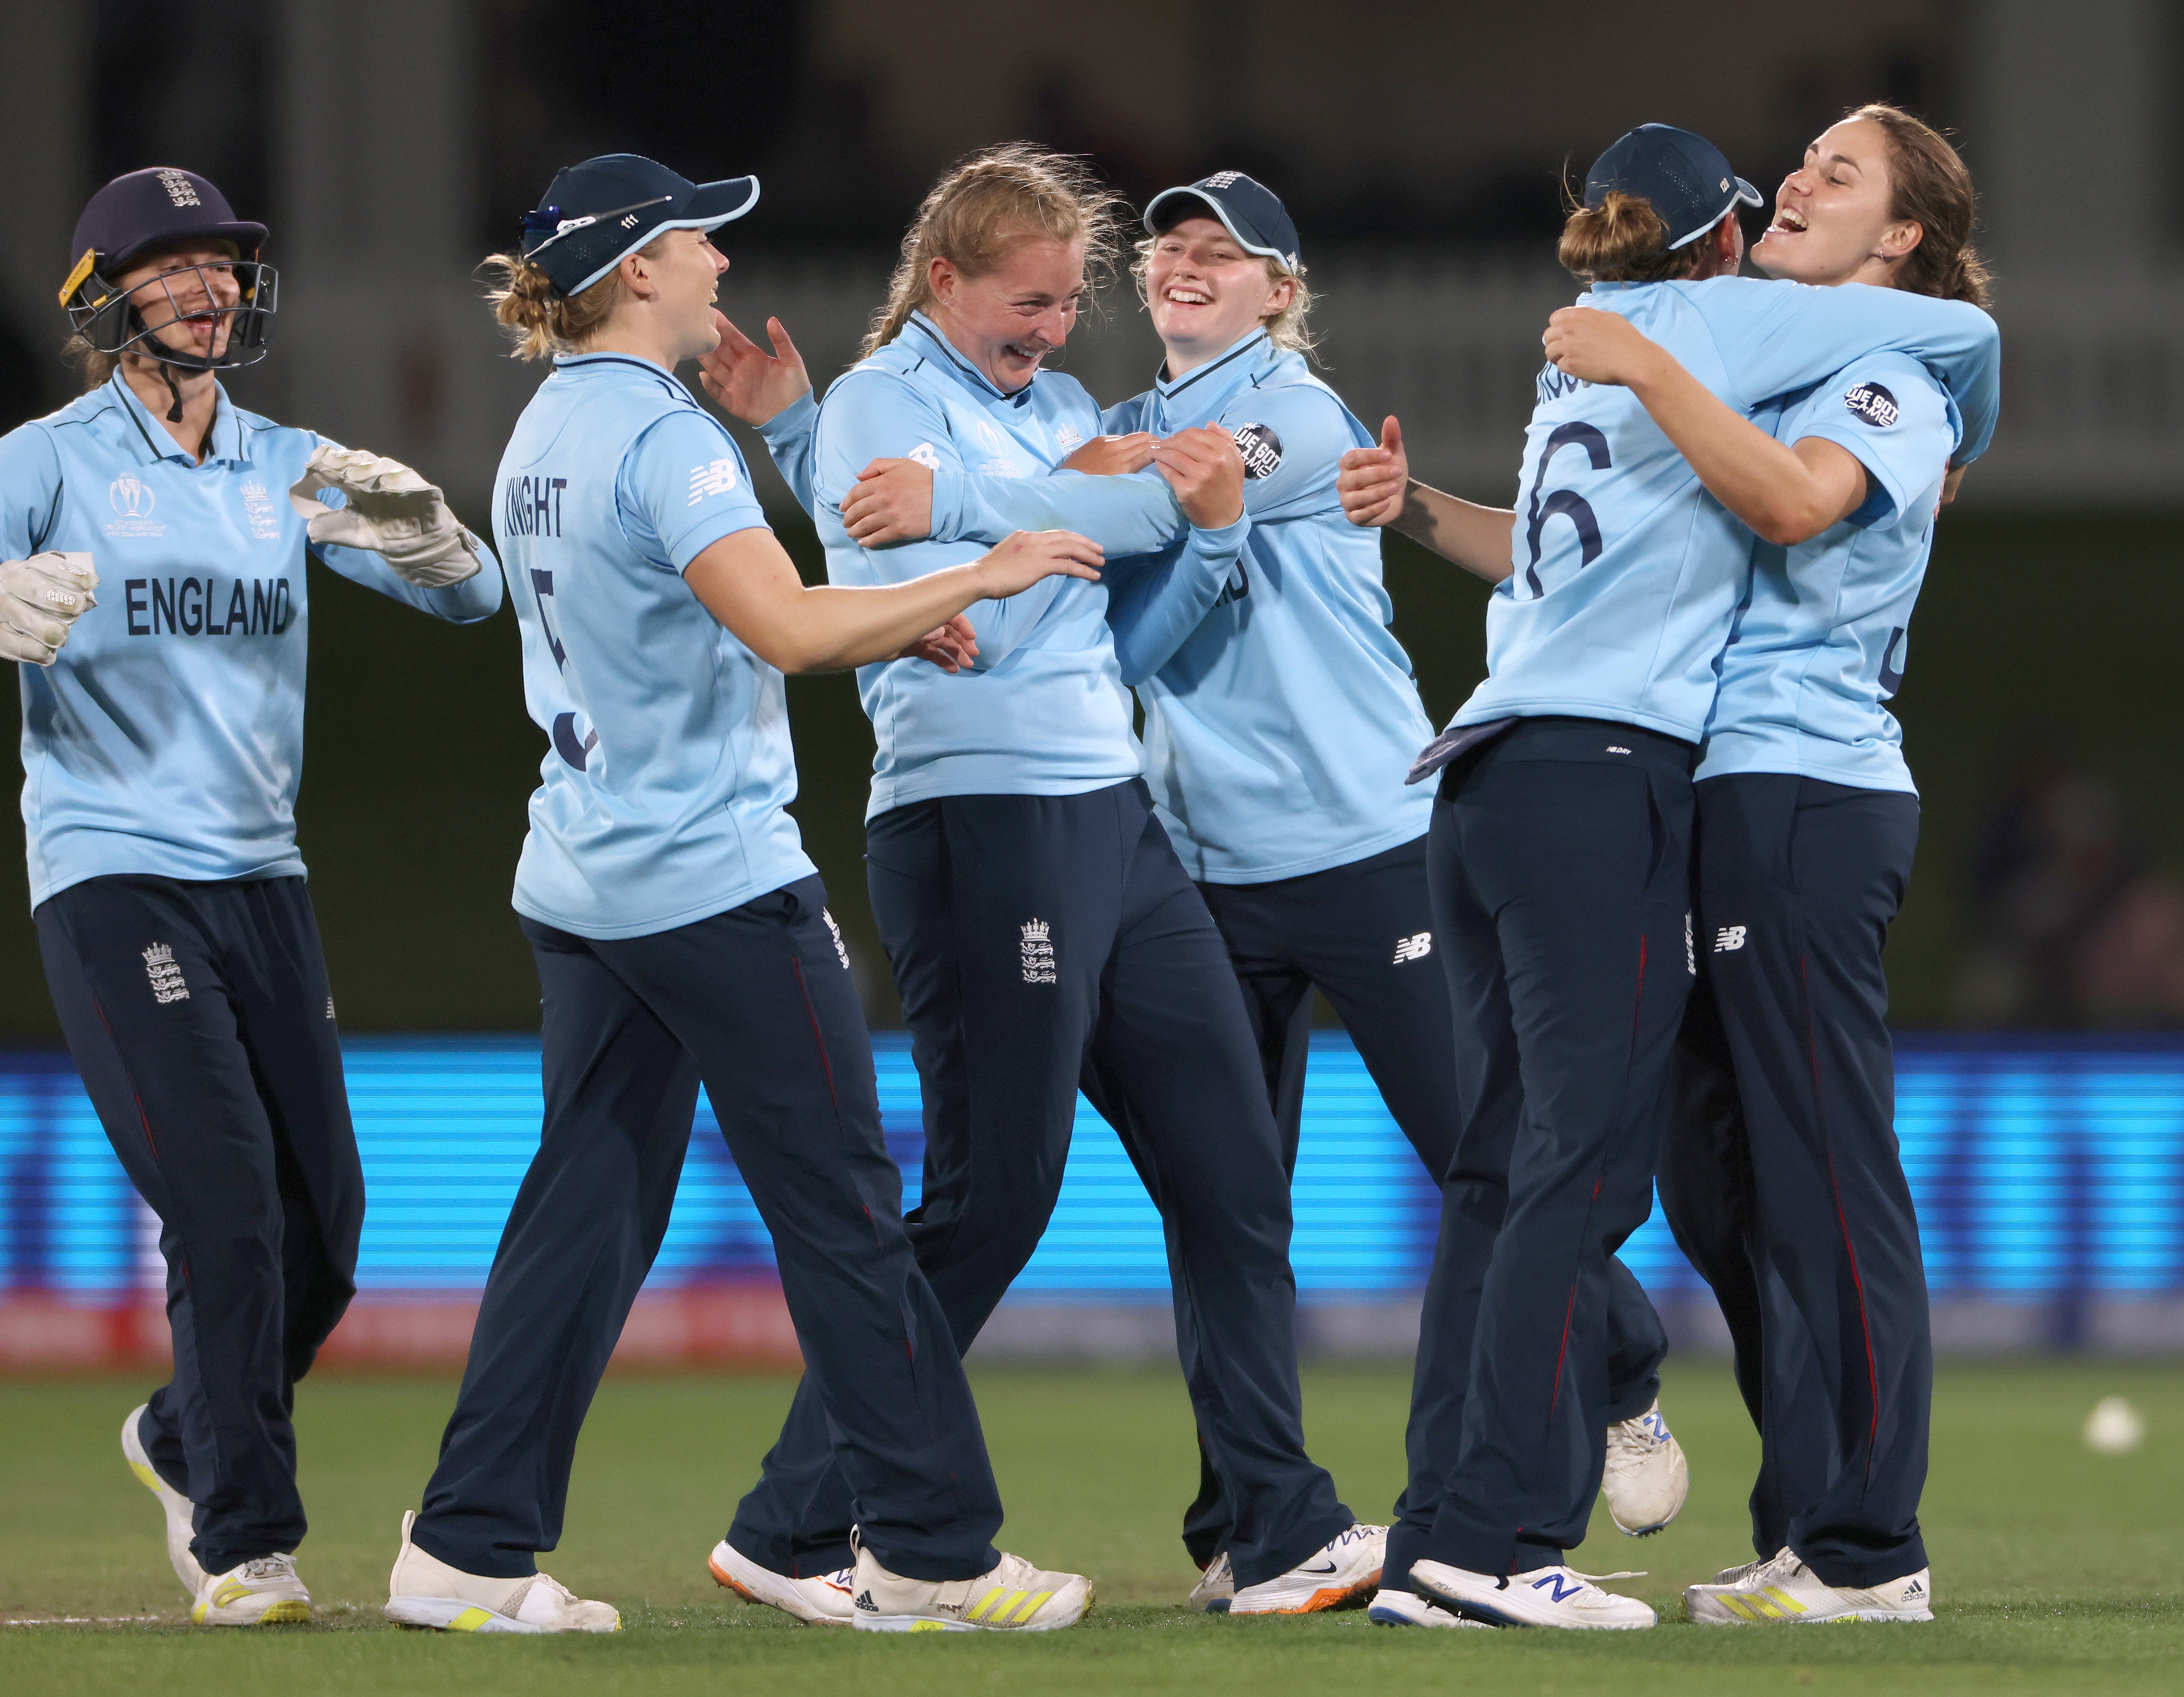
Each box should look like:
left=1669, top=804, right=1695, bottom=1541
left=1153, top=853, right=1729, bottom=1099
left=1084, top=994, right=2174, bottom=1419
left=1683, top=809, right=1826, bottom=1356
left=1750, top=491, right=1835, bottom=548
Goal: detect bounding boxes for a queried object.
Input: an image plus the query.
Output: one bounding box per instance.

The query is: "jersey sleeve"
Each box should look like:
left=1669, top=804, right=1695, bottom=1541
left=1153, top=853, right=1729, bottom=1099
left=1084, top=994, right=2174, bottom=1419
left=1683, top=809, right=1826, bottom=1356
left=0, top=424, right=66, bottom=560
left=1101, top=394, right=1151, bottom=435
left=1691, top=278, right=1999, bottom=463
left=1780, top=353, right=1956, bottom=532
left=757, top=390, right=821, bottom=519
left=930, top=465, right=1187, bottom=557
left=813, top=366, right=1063, bottom=668
left=1105, top=511, right=1251, bottom=684
left=1223, top=382, right=1368, bottom=525
left=616, top=408, right=771, bottom=573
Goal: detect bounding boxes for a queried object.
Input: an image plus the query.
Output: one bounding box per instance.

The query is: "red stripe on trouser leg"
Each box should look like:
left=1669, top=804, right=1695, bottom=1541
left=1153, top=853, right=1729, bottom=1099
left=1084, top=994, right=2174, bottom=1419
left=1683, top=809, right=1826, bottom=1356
left=1804, top=953, right=1881, bottom=1473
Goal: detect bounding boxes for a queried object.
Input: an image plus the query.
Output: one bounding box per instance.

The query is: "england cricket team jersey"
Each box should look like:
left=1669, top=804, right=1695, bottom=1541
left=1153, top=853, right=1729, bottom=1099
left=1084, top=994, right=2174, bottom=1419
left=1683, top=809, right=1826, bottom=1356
left=496, top=352, right=812, bottom=939
left=1096, top=333, right=1436, bottom=883
left=0, top=369, right=504, bottom=908
left=1454, top=276, right=1999, bottom=743
left=1697, top=352, right=1958, bottom=794
left=766, top=313, right=1166, bottom=819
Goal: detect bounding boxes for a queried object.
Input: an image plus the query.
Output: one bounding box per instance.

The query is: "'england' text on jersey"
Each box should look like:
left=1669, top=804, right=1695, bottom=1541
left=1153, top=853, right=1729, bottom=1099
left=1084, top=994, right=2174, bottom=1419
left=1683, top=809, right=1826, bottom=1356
left=124, top=576, right=294, bottom=637
left=503, top=474, right=569, bottom=539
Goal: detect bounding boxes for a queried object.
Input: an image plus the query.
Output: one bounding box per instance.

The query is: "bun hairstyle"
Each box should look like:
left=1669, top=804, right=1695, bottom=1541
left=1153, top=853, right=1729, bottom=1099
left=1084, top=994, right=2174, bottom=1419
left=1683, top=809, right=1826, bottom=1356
left=1845, top=103, right=1992, bottom=307
left=479, top=235, right=667, bottom=360
left=864, top=142, right=1123, bottom=358
left=1556, top=191, right=1713, bottom=285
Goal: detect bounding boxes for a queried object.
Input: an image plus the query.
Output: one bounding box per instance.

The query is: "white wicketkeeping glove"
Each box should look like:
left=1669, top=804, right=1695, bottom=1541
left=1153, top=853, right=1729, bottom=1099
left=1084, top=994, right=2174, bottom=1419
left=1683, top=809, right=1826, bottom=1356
left=0, top=551, right=98, bottom=666
left=288, top=446, right=482, bottom=588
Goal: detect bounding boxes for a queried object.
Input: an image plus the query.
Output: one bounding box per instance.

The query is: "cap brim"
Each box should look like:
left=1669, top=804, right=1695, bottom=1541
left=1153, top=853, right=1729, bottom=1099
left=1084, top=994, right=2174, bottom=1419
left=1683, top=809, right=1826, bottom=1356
left=1143, top=185, right=1291, bottom=266
left=110, top=220, right=268, bottom=269
left=1733, top=176, right=1763, bottom=208
left=560, top=177, right=760, bottom=296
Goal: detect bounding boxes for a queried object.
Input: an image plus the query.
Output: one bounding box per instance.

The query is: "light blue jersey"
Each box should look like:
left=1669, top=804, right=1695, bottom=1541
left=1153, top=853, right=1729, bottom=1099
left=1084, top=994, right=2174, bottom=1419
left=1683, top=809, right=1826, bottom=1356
left=496, top=353, right=811, bottom=939
left=911, top=331, right=1434, bottom=883
left=1456, top=277, right=1999, bottom=742
left=759, top=312, right=1242, bottom=819
left=0, top=370, right=503, bottom=908
left=1696, top=352, right=1956, bottom=794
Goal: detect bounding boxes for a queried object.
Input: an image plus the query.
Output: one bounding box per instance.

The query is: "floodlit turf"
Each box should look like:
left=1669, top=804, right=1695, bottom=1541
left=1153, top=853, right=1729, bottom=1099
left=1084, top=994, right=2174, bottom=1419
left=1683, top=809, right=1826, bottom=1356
left=2, top=1360, right=2179, bottom=1694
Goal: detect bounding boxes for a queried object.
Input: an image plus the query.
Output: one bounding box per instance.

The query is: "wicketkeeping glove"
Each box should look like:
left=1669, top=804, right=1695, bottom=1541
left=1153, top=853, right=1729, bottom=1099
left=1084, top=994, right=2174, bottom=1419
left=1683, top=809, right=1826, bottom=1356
left=0, top=551, right=98, bottom=666
left=288, top=446, right=483, bottom=588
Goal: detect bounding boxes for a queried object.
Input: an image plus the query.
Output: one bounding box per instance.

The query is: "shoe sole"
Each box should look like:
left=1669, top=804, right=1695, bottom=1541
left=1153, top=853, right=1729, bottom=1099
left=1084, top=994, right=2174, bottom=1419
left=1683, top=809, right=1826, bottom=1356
left=1367, top=1597, right=1490, bottom=1630
left=1687, top=1600, right=1934, bottom=1625
left=385, top=1596, right=549, bottom=1634
left=707, top=1546, right=851, bottom=1627
left=854, top=1610, right=1086, bottom=1633
left=1228, top=1568, right=1381, bottom=1615
left=192, top=1597, right=313, bottom=1627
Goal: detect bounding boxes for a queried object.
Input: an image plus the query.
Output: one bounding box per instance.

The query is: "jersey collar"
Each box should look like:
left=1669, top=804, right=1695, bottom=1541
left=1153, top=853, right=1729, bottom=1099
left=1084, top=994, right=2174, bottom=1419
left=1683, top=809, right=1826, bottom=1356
left=105, top=367, right=247, bottom=467
left=1152, top=331, right=1272, bottom=425
left=901, top=312, right=1037, bottom=411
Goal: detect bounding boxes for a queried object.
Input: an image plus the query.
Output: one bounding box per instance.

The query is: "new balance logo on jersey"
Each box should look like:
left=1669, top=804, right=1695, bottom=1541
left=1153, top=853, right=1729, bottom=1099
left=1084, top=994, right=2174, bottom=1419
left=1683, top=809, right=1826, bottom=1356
left=907, top=442, right=942, bottom=471
left=1714, top=925, right=1748, bottom=953
left=1021, top=918, right=1056, bottom=984
left=688, top=457, right=741, bottom=503
left=143, top=943, right=189, bottom=1004
left=326, top=996, right=337, bottom=1020
left=1393, top=931, right=1433, bottom=964
left=823, top=908, right=851, bottom=971
left=1686, top=911, right=1696, bottom=975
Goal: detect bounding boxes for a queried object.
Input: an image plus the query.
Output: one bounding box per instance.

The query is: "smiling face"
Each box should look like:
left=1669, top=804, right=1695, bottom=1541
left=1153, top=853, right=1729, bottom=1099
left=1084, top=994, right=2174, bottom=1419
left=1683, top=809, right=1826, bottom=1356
left=114, top=243, right=242, bottom=363
left=1145, top=215, right=1294, bottom=376
left=1754, top=117, right=1920, bottom=288
left=627, top=227, right=731, bottom=362
left=925, top=235, right=1086, bottom=392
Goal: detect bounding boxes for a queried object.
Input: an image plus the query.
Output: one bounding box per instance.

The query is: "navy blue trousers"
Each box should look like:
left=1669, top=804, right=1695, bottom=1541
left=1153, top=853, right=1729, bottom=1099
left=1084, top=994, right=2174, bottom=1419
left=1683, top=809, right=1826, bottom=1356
left=1390, top=718, right=1697, bottom=1582
left=1659, top=774, right=1930, bottom=1587
left=413, top=878, right=1003, bottom=1583
left=1168, top=835, right=1667, bottom=1573
left=729, top=781, right=1350, bottom=1590
left=37, top=874, right=361, bottom=1574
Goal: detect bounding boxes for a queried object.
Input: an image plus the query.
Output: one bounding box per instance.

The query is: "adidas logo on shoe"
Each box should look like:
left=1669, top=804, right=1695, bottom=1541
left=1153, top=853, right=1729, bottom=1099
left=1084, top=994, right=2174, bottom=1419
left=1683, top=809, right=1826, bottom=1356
left=1903, top=1580, right=1925, bottom=1597
left=854, top=1590, right=877, bottom=1613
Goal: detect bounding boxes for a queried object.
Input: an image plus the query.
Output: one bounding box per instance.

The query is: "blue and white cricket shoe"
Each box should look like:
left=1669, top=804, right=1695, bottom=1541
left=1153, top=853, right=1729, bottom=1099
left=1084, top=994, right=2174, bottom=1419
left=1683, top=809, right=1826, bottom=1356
left=1411, top=1559, right=1656, bottom=1630
left=1367, top=1587, right=1489, bottom=1629
left=1684, top=1547, right=1934, bottom=1624
left=1228, top=1523, right=1385, bottom=1615
left=709, top=1538, right=854, bottom=1625
left=1602, top=1399, right=1689, bottom=1536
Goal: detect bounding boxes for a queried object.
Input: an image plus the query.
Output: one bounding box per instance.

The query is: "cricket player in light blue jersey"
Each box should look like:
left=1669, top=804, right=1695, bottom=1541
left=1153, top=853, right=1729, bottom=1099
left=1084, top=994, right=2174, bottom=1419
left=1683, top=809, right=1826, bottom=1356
left=1336, top=122, right=1998, bottom=1630
left=385, top=154, right=1103, bottom=1637
left=1555, top=105, right=1992, bottom=1629
left=0, top=167, right=503, bottom=1627
left=699, top=144, right=1386, bottom=1618
left=757, top=169, right=1692, bottom=1615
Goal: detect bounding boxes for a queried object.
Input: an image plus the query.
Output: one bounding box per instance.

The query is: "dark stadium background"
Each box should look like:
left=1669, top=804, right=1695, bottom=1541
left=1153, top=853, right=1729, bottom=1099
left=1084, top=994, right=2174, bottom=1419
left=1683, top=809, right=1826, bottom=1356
left=0, top=0, right=2172, bottom=1037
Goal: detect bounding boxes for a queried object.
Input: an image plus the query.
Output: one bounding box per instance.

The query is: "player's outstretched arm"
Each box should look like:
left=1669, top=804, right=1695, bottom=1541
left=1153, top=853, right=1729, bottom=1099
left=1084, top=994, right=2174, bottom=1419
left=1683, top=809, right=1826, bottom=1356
left=1337, top=417, right=1515, bottom=584
left=289, top=445, right=505, bottom=621
left=1543, top=308, right=1867, bottom=546
left=685, top=525, right=1102, bottom=675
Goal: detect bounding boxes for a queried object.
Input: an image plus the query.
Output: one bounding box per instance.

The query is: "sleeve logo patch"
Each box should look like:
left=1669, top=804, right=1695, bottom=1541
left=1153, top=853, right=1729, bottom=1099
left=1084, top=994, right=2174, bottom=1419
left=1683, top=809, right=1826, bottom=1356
left=1844, top=382, right=1899, bottom=429
left=907, top=442, right=943, bottom=470
left=1232, top=422, right=1284, bottom=479
left=688, top=457, right=741, bottom=503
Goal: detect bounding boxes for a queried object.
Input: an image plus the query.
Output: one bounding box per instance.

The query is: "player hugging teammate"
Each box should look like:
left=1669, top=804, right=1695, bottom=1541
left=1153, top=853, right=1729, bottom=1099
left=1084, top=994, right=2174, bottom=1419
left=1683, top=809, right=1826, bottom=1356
left=12, top=107, right=1995, bottom=1638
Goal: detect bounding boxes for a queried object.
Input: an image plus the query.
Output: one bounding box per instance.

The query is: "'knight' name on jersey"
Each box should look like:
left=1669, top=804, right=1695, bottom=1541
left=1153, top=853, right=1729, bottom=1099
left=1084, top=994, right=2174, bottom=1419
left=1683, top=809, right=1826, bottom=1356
left=503, top=474, right=569, bottom=539
left=124, top=576, right=294, bottom=637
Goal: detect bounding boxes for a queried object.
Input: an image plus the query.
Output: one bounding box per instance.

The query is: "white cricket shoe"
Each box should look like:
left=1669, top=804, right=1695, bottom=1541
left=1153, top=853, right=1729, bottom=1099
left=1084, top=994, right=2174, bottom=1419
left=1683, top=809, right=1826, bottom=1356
left=1367, top=1587, right=1490, bottom=1629
left=848, top=1545, right=1091, bottom=1632
left=1684, top=1547, right=1933, bottom=1625
left=1228, top=1522, right=1385, bottom=1615
left=708, top=1538, right=853, bottom=1625
left=121, top=1405, right=208, bottom=1604
left=384, top=1509, right=619, bottom=1633
left=191, top=1554, right=314, bottom=1626
left=1186, top=1550, right=1235, bottom=1613
left=1601, top=1400, right=1689, bottom=1536
left=1411, top=1559, right=1656, bottom=1630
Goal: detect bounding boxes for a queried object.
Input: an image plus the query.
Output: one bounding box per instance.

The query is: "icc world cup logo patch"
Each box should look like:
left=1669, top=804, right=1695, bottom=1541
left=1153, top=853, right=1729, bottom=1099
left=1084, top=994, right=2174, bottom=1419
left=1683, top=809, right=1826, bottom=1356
left=110, top=474, right=154, bottom=518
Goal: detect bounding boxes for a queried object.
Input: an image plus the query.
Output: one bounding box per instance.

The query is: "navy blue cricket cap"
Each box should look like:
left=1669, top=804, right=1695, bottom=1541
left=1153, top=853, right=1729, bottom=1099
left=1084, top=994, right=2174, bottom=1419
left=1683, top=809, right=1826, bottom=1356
left=1584, top=124, right=1761, bottom=251
left=64, top=167, right=266, bottom=300
left=1144, top=172, right=1300, bottom=271
left=521, top=154, right=759, bottom=297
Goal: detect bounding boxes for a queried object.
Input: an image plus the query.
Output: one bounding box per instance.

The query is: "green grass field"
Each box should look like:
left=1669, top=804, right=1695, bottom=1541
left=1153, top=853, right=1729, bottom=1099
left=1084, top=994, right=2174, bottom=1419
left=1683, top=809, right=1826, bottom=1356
left=2, top=1361, right=2179, bottom=1694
